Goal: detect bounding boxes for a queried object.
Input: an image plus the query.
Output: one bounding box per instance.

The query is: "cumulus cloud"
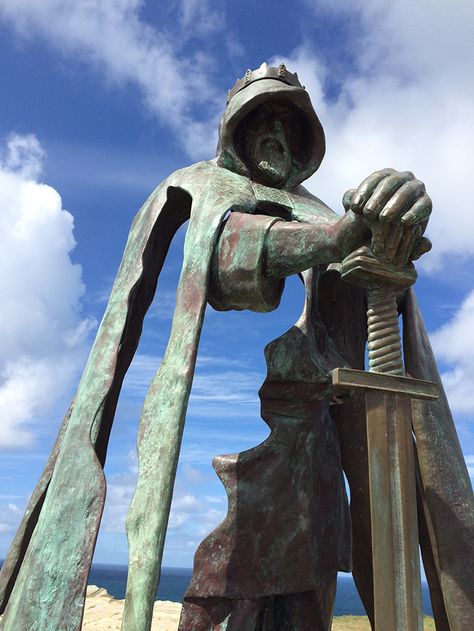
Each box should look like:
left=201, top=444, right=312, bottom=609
left=277, top=0, right=474, bottom=269
left=102, top=459, right=225, bottom=544
left=178, top=0, right=224, bottom=37
left=0, top=133, right=93, bottom=448
left=2, top=1, right=472, bottom=257
left=0, top=0, right=224, bottom=158
left=430, top=290, right=474, bottom=414
left=271, top=2, right=474, bottom=424
left=0, top=501, right=22, bottom=535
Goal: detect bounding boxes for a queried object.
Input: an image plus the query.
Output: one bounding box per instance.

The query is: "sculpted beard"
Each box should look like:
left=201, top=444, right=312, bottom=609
left=251, top=120, right=292, bottom=186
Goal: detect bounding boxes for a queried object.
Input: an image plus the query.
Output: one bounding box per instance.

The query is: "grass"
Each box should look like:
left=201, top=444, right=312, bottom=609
left=332, top=616, right=435, bottom=630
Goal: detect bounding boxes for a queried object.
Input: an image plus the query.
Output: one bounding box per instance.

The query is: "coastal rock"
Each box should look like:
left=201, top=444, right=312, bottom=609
left=1, top=586, right=434, bottom=630
left=82, top=586, right=182, bottom=630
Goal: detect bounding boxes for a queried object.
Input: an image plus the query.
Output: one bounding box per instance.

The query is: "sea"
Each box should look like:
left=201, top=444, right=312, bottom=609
left=88, top=565, right=434, bottom=616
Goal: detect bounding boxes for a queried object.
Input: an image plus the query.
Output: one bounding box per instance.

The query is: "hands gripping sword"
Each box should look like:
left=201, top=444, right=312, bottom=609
left=332, top=246, right=438, bottom=631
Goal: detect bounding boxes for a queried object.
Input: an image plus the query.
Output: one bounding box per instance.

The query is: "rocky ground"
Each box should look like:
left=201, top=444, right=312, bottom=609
left=81, top=586, right=436, bottom=630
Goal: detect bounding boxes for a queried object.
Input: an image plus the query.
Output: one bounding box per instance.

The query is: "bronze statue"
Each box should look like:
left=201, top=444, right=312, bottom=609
left=0, top=63, right=472, bottom=631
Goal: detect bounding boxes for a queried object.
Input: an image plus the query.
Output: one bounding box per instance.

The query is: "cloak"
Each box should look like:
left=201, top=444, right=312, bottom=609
left=0, top=76, right=472, bottom=631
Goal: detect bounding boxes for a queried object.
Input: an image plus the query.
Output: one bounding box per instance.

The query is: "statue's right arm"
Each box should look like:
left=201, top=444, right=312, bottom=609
left=263, top=209, right=368, bottom=278
left=208, top=208, right=366, bottom=313
left=265, top=166, right=433, bottom=279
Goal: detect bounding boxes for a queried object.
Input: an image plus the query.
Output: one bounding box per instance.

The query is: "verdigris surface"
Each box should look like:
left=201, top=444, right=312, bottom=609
left=0, top=63, right=472, bottom=631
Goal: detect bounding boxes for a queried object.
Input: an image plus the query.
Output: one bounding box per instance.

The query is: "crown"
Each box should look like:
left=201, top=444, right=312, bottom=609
left=226, top=62, right=305, bottom=106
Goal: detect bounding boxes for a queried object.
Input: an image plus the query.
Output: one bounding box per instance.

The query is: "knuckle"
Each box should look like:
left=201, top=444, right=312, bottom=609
left=414, top=195, right=432, bottom=213
left=383, top=174, right=398, bottom=186
left=342, top=188, right=356, bottom=209
left=408, top=179, right=423, bottom=191
left=367, top=169, right=390, bottom=185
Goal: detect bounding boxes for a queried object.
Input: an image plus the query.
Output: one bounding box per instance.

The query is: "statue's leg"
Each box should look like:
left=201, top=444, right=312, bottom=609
left=178, top=324, right=348, bottom=631
left=178, top=597, right=265, bottom=631
left=272, top=581, right=336, bottom=631
left=224, top=598, right=266, bottom=629
left=177, top=599, right=219, bottom=631
left=178, top=583, right=336, bottom=631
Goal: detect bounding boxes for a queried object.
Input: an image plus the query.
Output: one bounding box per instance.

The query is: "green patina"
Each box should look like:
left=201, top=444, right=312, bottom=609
left=0, top=64, right=472, bottom=631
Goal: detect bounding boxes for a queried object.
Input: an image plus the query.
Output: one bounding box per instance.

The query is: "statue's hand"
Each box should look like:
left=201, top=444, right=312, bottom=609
left=343, top=169, right=432, bottom=266
left=346, top=168, right=431, bottom=226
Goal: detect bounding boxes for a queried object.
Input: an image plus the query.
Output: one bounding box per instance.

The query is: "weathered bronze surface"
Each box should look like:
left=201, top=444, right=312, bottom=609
left=365, top=389, right=422, bottom=631
left=333, top=212, right=438, bottom=630
left=1, top=62, right=473, bottom=631
left=332, top=368, right=438, bottom=400
left=334, top=369, right=437, bottom=631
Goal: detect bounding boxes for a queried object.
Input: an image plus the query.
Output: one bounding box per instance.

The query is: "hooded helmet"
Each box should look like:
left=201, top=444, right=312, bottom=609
left=216, top=63, right=326, bottom=191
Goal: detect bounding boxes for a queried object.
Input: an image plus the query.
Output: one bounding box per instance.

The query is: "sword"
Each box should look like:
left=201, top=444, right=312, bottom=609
left=332, top=247, right=438, bottom=631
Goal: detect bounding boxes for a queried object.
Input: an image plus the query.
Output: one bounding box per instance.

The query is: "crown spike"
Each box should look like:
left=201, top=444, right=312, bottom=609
left=226, top=62, right=305, bottom=107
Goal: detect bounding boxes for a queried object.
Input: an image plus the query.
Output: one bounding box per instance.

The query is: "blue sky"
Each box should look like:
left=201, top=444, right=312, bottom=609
left=0, top=1, right=473, bottom=569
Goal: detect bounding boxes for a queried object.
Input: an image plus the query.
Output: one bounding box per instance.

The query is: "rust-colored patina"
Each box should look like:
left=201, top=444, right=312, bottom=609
left=332, top=247, right=437, bottom=630
left=1, top=63, right=472, bottom=631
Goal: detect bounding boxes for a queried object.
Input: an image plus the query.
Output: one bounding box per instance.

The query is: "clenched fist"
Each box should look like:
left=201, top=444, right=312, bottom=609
left=343, top=169, right=432, bottom=265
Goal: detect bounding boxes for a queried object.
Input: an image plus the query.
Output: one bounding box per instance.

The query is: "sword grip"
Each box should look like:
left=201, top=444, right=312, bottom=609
left=367, top=287, right=403, bottom=375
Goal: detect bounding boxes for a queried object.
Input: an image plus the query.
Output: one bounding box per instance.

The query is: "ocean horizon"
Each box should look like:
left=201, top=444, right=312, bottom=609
left=0, top=560, right=434, bottom=615
left=88, top=564, right=434, bottom=616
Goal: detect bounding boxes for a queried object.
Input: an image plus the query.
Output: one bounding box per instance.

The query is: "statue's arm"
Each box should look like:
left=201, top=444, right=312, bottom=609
left=264, top=209, right=367, bottom=278
left=209, top=168, right=432, bottom=311
left=208, top=208, right=367, bottom=312
left=266, top=167, right=433, bottom=279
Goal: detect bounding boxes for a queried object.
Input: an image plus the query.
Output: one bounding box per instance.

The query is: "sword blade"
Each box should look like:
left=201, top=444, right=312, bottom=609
left=366, top=389, right=423, bottom=631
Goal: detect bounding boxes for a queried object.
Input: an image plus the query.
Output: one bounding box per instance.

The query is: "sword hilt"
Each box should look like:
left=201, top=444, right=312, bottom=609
left=367, top=287, right=403, bottom=375
left=335, top=245, right=415, bottom=376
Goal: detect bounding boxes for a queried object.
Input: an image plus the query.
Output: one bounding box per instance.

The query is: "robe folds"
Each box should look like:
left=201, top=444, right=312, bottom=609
left=0, top=159, right=472, bottom=631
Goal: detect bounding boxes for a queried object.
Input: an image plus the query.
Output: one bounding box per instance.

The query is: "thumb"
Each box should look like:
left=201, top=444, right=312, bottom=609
left=342, top=188, right=357, bottom=212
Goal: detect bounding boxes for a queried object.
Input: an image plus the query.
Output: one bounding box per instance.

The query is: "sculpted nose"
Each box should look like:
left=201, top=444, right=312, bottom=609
left=273, top=119, right=283, bottom=133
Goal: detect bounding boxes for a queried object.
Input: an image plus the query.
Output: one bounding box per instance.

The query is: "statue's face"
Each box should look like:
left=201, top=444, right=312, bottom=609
left=237, top=102, right=299, bottom=188
left=249, top=117, right=292, bottom=187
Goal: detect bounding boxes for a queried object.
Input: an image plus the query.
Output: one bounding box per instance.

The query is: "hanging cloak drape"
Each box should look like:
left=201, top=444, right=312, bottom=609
left=1, top=176, right=472, bottom=630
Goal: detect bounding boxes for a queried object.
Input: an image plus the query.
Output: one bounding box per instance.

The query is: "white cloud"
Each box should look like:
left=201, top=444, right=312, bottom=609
left=191, top=369, right=260, bottom=404
left=271, top=4, right=474, bottom=428
left=101, top=461, right=225, bottom=541
left=178, top=0, right=224, bottom=36
left=0, top=502, right=22, bottom=535
left=2, top=134, right=45, bottom=180
left=0, top=0, right=224, bottom=158
left=279, top=1, right=474, bottom=269
left=122, top=352, right=261, bottom=408
left=0, top=133, right=93, bottom=448
left=430, top=290, right=474, bottom=414
left=2, top=2, right=472, bottom=256
left=100, top=472, right=136, bottom=534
